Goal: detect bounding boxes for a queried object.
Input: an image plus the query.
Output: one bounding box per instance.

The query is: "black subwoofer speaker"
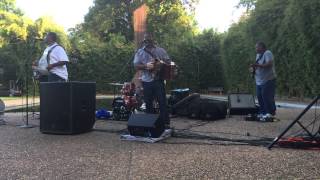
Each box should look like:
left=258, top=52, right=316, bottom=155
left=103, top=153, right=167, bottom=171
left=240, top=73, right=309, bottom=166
left=40, top=81, right=96, bottom=134
left=127, top=113, right=164, bottom=138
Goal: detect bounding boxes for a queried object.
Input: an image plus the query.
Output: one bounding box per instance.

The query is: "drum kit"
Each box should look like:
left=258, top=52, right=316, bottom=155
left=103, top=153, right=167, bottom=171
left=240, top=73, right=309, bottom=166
left=109, top=82, right=143, bottom=121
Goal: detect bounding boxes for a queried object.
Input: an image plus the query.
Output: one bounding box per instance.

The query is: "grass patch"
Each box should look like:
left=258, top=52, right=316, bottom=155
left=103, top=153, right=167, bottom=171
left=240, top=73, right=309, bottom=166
left=96, top=98, right=113, bottom=110
left=0, top=96, right=24, bottom=100
left=5, top=98, right=114, bottom=112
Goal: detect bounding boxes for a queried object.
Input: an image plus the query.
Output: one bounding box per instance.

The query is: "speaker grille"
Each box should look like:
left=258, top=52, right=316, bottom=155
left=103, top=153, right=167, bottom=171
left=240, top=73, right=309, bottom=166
left=40, top=82, right=96, bottom=134
left=229, top=94, right=255, bottom=108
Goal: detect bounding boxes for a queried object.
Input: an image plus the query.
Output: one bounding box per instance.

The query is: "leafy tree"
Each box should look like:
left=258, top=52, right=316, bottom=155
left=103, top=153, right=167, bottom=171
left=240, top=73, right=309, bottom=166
left=221, top=0, right=320, bottom=98
left=69, top=0, right=201, bottom=93
left=237, top=0, right=257, bottom=12
left=0, top=0, right=70, bottom=91
left=0, top=0, right=22, bottom=14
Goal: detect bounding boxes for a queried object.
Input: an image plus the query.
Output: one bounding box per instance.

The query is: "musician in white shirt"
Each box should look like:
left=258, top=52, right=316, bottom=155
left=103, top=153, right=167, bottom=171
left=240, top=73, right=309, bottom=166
left=33, top=32, right=69, bottom=82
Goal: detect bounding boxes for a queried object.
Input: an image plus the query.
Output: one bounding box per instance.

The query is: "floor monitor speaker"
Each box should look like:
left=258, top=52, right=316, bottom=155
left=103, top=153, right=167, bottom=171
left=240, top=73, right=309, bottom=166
left=127, top=113, right=164, bottom=138
left=228, top=93, right=258, bottom=115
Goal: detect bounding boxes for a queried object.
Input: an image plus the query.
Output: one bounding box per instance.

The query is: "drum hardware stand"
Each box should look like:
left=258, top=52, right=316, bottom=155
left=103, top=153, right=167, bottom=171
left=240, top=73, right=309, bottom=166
left=31, top=76, right=40, bottom=119
left=0, top=99, right=5, bottom=126
left=268, top=95, right=320, bottom=149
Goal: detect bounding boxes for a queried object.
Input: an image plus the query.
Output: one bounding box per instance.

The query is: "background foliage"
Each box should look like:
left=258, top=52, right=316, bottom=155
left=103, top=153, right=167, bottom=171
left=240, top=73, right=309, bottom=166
left=1, top=0, right=320, bottom=98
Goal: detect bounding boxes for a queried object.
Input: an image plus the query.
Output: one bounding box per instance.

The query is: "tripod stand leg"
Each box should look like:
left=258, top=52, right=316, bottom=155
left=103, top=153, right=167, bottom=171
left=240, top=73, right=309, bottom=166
left=296, top=121, right=314, bottom=137
left=19, top=63, right=35, bottom=129
left=19, top=124, right=35, bottom=128
left=268, top=95, right=320, bottom=149
left=0, top=116, right=6, bottom=125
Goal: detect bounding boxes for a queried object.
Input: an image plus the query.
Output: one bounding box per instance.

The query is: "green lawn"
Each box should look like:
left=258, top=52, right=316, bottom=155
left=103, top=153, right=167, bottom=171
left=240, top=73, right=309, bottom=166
left=5, top=98, right=114, bottom=112
left=0, top=96, right=23, bottom=100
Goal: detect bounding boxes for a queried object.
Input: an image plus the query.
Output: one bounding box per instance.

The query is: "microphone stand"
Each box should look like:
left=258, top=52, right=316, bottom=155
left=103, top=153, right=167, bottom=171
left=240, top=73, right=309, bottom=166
left=19, top=38, right=36, bottom=128
left=19, top=62, right=34, bottom=128
left=0, top=99, right=5, bottom=126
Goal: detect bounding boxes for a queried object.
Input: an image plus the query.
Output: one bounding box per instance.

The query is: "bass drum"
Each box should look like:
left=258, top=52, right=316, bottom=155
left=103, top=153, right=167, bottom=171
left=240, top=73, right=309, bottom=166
left=112, top=97, right=131, bottom=121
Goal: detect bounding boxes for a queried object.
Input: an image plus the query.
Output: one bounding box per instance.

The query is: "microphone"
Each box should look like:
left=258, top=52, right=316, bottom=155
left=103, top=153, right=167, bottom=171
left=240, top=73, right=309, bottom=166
left=34, top=38, right=44, bottom=41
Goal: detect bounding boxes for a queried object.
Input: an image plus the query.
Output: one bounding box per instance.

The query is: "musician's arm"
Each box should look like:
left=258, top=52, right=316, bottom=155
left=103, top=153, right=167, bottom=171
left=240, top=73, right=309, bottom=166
left=253, top=60, right=272, bottom=68
left=253, top=51, right=273, bottom=68
left=134, top=64, right=147, bottom=71
left=262, top=61, right=272, bottom=67
left=47, top=61, right=68, bottom=70
left=159, top=48, right=171, bottom=63
left=134, top=50, right=155, bottom=70
left=163, top=58, right=171, bottom=64
left=134, top=50, right=145, bottom=71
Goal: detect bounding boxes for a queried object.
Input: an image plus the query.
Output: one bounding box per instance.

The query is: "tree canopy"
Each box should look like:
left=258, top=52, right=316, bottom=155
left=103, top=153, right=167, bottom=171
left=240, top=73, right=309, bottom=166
left=221, top=0, right=320, bottom=98
left=1, top=0, right=320, bottom=98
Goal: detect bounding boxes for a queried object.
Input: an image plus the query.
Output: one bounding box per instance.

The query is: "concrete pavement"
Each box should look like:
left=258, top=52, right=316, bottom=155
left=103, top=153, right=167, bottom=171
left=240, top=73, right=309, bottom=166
left=1, top=106, right=320, bottom=179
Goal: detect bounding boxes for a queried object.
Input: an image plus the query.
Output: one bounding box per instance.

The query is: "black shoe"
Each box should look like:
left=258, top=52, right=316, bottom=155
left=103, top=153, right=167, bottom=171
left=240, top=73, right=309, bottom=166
left=164, top=124, right=171, bottom=129
left=169, top=114, right=178, bottom=118
left=245, top=114, right=257, bottom=121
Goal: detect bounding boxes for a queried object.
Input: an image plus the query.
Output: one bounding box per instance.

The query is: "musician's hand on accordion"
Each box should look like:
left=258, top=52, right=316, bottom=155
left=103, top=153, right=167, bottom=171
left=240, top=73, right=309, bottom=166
left=146, top=62, right=155, bottom=70
left=149, top=59, right=178, bottom=81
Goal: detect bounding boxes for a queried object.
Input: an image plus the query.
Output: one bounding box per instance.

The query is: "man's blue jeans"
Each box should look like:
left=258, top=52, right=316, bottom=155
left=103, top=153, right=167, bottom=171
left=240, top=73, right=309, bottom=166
left=142, top=80, right=169, bottom=125
left=256, top=79, right=276, bottom=115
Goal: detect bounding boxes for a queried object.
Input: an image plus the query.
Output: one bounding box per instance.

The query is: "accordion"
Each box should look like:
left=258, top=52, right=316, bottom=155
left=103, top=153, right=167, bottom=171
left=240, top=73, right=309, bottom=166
left=153, top=61, right=178, bottom=81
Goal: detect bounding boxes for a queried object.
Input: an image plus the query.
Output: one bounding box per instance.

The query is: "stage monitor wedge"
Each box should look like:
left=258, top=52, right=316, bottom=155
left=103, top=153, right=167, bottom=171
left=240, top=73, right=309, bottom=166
left=128, top=113, right=164, bottom=138
left=228, top=93, right=258, bottom=115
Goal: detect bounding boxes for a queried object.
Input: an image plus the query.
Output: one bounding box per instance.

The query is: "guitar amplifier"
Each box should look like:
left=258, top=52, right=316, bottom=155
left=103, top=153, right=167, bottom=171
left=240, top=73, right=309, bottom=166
left=228, top=93, right=258, bottom=115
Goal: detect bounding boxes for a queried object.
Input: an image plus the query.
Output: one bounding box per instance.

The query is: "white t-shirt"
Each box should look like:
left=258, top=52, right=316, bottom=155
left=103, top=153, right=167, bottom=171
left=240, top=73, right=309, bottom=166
left=47, top=43, right=69, bottom=80
left=36, top=46, right=50, bottom=75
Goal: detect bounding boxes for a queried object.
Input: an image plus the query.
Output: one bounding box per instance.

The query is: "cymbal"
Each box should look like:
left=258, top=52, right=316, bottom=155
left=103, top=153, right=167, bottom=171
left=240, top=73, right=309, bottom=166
left=109, top=82, right=124, bottom=86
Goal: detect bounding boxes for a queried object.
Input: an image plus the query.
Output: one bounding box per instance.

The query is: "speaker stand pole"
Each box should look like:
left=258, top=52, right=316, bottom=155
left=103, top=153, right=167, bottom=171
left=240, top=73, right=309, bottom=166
left=19, top=56, right=35, bottom=128
left=268, top=95, right=320, bottom=150
left=31, top=77, right=39, bottom=119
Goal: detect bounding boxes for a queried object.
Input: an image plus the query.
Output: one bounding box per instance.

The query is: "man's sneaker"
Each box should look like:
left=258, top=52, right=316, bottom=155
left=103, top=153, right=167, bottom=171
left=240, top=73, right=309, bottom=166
left=257, top=113, right=264, bottom=119
left=265, top=113, right=273, bottom=118
left=260, top=113, right=274, bottom=122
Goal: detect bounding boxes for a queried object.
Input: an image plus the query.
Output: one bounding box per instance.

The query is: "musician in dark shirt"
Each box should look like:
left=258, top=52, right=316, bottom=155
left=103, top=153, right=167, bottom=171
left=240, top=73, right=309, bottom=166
left=133, top=33, right=171, bottom=129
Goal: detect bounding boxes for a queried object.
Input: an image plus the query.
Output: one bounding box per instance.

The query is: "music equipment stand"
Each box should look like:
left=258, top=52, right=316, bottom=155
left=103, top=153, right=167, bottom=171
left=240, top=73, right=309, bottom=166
left=18, top=39, right=37, bottom=129
left=109, top=82, right=124, bottom=98
left=0, top=99, right=5, bottom=125
left=268, top=95, right=320, bottom=149
left=18, top=63, right=35, bottom=128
